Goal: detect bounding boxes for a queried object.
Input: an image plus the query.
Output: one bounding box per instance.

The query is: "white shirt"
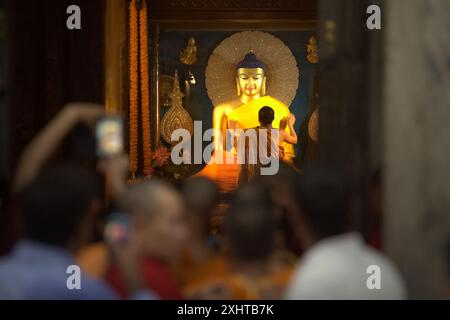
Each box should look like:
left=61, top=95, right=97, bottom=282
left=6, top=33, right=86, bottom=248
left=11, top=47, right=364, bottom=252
left=285, top=232, right=407, bottom=299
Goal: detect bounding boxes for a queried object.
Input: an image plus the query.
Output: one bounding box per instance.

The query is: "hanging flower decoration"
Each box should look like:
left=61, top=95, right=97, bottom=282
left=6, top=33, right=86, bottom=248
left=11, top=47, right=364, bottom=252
left=128, top=0, right=152, bottom=179
left=127, top=0, right=193, bottom=184
left=143, top=166, right=154, bottom=177
left=139, top=0, right=152, bottom=174
left=128, top=0, right=139, bottom=178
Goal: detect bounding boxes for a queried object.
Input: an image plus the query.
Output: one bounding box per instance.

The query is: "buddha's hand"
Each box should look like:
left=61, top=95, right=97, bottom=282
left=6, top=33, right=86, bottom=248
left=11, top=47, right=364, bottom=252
left=289, top=113, right=296, bottom=126
left=229, top=120, right=240, bottom=130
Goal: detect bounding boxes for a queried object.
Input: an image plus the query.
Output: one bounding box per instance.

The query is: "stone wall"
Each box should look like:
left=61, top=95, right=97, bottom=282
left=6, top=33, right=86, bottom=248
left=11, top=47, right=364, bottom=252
left=383, top=0, right=450, bottom=298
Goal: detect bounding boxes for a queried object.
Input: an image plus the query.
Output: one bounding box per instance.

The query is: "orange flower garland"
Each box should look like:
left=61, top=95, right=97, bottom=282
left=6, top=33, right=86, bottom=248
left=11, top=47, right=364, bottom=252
left=139, top=0, right=152, bottom=174
left=128, top=0, right=152, bottom=178
left=128, top=0, right=139, bottom=178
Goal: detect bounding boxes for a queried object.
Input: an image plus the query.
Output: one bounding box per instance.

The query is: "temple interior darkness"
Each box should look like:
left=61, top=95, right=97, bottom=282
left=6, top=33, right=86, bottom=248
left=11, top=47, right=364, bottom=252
left=0, top=0, right=449, bottom=300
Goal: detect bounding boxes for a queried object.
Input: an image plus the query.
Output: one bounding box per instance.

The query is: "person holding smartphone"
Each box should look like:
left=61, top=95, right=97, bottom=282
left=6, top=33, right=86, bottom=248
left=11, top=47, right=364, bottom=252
left=0, top=103, right=155, bottom=300
left=105, top=180, right=189, bottom=300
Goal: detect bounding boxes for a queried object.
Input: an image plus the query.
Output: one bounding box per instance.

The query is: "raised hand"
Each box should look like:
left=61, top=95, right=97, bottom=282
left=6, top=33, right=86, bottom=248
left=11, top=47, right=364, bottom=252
left=289, top=113, right=296, bottom=126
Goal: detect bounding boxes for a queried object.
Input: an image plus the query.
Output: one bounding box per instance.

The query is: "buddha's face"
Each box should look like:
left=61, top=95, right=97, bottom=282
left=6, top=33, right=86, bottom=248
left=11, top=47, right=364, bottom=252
left=236, top=68, right=266, bottom=97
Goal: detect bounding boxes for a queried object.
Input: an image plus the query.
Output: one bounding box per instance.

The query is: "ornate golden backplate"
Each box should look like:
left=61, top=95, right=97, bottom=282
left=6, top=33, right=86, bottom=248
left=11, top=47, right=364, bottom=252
left=160, top=71, right=194, bottom=144
left=205, top=31, right=300, bottom=107
left=159, top=74, right=174, bottom=107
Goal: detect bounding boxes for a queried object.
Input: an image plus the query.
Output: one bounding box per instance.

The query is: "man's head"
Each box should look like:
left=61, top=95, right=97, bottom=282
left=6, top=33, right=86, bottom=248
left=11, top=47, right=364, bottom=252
left=19, top=164, right=103, bottom=251
left=292, top=166, right=352, bottom=249
left=225, top=183, right=276, bottom=263
left=236, top=53, right=266, bottom=98
left=258, top=106, right=275, bottom=127
left=182, top=177, right=220, bottom=238
left=119, top=180, right=188, bottom=262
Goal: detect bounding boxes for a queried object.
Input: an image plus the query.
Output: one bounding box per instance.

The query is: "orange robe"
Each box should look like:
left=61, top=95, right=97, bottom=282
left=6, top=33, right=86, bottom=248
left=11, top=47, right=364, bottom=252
left=196, top=96, right=293, bottom=192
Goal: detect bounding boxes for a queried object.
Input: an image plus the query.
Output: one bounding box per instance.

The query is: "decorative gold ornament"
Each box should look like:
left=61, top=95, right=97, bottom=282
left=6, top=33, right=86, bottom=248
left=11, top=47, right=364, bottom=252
left=308, top=107, right=319, bottom=143
left=306, top=36, right=319, bottom=64
left=159, top=74, right=174, bottom=107
left=180, top=37, right=198, bottom=65
left=205, top=31, right=299, bottom=107
left=160, top=70, right=194, bottom=144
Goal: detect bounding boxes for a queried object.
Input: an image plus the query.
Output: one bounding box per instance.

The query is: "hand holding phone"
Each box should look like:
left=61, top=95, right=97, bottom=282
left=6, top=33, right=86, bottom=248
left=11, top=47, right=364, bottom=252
left=104, top=212, right=131, bottom=245
left=104, top=212, right=145, bottom=294
left=96, top=116, right=124, bottom=158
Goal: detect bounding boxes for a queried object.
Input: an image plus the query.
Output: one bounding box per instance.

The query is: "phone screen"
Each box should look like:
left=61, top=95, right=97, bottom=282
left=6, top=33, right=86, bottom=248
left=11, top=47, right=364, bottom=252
left=104, top=213, right=131, bottom=245
left=96, top=116, right=124, bottom=158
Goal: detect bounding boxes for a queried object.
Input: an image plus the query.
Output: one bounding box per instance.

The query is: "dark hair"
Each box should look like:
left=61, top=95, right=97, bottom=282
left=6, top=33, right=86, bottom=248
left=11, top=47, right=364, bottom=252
left=236, top=53, right=265, bottom=70
left=225, top=183, right=276, bottom=262
left=18, top=164, right=101, bottom=247
left=182, top=177, right=220, bottom=235
left=293, top=166, right=351, bottom=239
left=257, top=162, right=303, bottom=254
left=258, top=106, right=275, bottom=126
left=0, top=178, right=9, bottom=202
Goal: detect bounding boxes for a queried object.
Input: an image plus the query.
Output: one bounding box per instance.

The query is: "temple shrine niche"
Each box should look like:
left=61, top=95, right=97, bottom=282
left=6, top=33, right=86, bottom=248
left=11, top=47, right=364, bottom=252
left=109, top=0, right=319, bottom=194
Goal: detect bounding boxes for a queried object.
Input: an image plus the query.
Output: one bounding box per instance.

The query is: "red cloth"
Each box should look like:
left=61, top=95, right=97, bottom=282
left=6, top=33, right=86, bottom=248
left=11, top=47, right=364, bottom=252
left=106, top=257, right=182, bottom=300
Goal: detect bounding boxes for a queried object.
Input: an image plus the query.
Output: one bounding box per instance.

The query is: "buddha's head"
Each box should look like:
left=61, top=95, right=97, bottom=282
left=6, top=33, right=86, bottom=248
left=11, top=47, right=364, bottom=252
left=236, top=53, right=266, bottom=100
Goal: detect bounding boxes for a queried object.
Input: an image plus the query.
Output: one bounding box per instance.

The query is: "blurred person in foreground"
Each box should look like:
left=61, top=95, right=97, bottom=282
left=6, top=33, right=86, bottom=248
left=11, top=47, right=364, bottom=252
left=106, top=180, right=189, bottom=300
left=0, top=104, right=154, bottom=299
left=257, top=161, right=303, bottom=258
left=185, top=183, right=295, bottom=299
left=174, top=177, right=229, bottom=297
left=447, top=236, right=450, bottom=299
left=0, top=177, right=17, bottom=256
left=223, top=183, right=295, bottom=299
left=367, top=168, right=383, bottom=250
left=284, top=166, right=407, bottom=299
left=0, top=165, right=151, bottom=299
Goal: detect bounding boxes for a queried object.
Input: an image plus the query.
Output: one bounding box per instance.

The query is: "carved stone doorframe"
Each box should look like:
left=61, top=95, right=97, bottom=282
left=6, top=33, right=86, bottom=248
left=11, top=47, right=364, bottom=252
left=318, top=0, right=450, bottom=298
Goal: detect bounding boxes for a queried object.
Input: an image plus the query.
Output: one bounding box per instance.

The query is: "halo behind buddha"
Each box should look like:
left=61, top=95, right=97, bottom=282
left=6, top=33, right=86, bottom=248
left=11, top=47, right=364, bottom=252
left=206, top=31, right=299, bottom=107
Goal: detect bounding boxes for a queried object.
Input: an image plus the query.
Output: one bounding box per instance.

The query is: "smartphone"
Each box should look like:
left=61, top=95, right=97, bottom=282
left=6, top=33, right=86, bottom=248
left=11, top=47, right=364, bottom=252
left=104, top=212, right=132, bottom=245
left=96, top=116, right=124, bottom=158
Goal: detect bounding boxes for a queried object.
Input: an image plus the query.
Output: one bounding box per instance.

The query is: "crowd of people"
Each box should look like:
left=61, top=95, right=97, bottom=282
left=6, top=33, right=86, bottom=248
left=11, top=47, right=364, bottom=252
left=0, top=103, right=407, bottom=299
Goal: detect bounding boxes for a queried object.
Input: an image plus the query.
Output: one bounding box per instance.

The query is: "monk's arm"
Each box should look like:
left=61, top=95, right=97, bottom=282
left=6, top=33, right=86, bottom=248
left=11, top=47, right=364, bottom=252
left=281, top=120, right=298, bottom=145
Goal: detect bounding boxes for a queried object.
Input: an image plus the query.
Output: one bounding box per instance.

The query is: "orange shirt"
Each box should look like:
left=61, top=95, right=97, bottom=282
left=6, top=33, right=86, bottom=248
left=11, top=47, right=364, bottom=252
left=76, top=242, right=109, bottom=279
left=176, top=248, right=296, bottom=300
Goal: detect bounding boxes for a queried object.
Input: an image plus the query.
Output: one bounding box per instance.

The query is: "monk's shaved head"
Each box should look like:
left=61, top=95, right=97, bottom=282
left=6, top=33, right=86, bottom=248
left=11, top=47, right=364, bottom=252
left=118, top=179, right=182, bottom=219
left=119, top=179, right=188, bottom=261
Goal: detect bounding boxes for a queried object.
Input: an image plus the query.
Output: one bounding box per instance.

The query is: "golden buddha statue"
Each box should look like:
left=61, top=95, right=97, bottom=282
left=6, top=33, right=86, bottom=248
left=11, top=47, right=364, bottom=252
left=212, top=53, right=294, bottom=162
left=180, top=37, right=198, bottom=65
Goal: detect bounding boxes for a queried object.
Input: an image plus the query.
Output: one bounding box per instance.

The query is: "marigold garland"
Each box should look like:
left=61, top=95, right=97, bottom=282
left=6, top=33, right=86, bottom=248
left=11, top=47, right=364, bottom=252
left=128, top=0, right=152, bottom=178
left=128, top=0, right=139, bottom=177
left=139, top=0, right=152, bottom=174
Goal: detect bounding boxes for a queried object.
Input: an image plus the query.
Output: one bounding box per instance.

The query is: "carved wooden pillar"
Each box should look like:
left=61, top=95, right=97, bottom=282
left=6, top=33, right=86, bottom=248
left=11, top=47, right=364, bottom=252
left=104, top=0, right=127, bottom=116
left=318, top=0, right=375, bottom=233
